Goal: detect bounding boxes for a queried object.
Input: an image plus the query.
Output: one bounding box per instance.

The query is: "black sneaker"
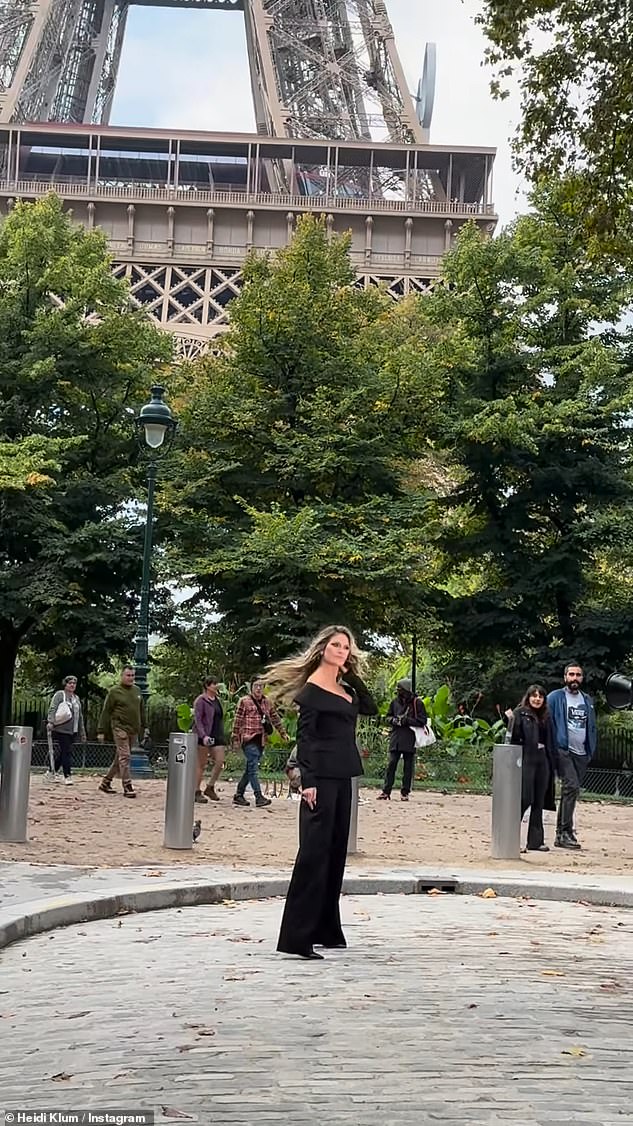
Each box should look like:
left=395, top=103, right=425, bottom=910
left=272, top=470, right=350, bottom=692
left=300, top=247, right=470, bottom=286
left=194, top=790, right=209, bottom=804
left=99, top=780, right=115, bottom=794
left=555, top=832, right=580, bottom=850
left=233, top=794, right=250, bottom=808
left=255, top=796, right=272, bottom=808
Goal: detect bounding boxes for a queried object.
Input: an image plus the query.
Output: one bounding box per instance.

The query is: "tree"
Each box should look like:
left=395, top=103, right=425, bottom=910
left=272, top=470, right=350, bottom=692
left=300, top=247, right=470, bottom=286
left=0, top=194, right=172, bottom=727
left=163, top=217, right=442, bottom=671
left=149, top=611, right=242, bottom=702
left=478, top=1, right=633, bottom=248
left=418, top=183, right=633, bottom=700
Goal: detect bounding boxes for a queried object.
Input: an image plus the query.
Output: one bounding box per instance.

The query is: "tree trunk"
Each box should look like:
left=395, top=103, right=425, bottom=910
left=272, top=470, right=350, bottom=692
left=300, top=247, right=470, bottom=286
left=0, top=632, right=18, bottom=734
left=555, top=591, right=575, bottom=649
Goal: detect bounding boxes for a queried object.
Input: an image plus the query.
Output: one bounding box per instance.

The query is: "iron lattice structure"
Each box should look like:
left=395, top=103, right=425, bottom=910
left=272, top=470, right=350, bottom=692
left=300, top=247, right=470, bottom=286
left=0, top=0, right=425, bottom=143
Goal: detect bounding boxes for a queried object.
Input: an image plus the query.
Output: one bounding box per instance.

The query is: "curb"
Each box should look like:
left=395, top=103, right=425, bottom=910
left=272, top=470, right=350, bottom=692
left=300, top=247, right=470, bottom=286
left=2, top=871, right=633, bottom=952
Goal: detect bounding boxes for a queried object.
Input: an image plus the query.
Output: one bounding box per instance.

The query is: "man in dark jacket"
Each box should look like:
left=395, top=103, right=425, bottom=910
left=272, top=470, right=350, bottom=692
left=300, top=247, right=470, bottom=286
left=378, top=679, right=428, bottom=802
left=547, top=663, right=597, bottom=850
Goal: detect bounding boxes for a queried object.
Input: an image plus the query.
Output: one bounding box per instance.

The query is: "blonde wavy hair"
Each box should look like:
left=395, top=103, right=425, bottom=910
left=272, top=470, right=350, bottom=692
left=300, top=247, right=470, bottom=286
left=266, top=625, right=365, bottom=704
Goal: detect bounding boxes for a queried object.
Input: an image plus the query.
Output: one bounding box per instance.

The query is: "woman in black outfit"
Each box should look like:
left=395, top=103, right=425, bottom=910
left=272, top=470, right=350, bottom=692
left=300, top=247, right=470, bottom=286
left=267, top=625, right=377, bottom=960
left=510, top=684, right=559, bottom=852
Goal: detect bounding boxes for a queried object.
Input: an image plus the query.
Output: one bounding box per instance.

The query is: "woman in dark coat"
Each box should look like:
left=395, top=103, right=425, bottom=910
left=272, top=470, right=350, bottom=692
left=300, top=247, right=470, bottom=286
left=510, top=684, right=558, bottom=852
left=267, top=624, right=377, bottom=961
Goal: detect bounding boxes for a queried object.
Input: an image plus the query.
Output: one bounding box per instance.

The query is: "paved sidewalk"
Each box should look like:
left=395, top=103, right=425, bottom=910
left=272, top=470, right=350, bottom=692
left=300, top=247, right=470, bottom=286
left=5, top=860, right=633, bottom=954
left=4, top=858, right=633, bottom=912
left=2, top=894, right=633, bottom=1124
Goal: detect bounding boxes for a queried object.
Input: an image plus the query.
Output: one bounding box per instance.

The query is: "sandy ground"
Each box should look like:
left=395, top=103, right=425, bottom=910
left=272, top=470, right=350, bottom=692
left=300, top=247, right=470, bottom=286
left=0, top=773, right=631, bottom=876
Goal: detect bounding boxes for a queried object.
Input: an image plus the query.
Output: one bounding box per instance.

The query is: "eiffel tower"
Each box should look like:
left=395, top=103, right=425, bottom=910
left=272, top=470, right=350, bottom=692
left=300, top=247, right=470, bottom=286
left=0, top=1, right=497, bottom=355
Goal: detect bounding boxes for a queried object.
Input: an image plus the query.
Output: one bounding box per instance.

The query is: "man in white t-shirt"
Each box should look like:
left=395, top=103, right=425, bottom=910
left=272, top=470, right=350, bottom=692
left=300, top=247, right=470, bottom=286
left=547, top=664, right=597, bottom=850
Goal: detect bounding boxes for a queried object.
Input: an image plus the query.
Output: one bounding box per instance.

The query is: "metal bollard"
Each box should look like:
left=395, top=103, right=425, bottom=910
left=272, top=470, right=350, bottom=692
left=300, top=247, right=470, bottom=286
left=491, top=742, right=523, bottom=859
left=0, top=726, right=33, bottom=843
left=163, top=732, right=198, bottom=850
left=347, top=775, right=360, bottom=855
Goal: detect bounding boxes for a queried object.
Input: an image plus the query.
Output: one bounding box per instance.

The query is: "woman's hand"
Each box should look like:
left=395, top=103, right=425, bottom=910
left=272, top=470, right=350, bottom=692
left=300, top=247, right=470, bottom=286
left=301, top=786, right=317, bottom=809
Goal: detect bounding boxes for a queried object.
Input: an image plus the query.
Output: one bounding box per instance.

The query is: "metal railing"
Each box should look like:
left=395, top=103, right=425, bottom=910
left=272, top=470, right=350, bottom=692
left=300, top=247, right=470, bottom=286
left=0, top=178, right=497, bottom=218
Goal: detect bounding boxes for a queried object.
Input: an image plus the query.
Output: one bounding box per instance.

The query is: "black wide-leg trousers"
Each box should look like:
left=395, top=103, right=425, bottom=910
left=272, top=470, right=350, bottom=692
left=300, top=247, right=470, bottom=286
left=277, top=776, right=352, bottom=954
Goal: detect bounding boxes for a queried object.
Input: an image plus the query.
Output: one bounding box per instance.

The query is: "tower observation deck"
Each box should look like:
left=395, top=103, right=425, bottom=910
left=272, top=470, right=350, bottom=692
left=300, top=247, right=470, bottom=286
left=0, top=1, right=497, bottom=355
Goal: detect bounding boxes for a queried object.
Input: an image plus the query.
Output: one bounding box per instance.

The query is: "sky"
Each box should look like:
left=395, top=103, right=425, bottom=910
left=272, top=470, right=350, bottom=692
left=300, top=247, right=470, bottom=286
left=111, top=0, right=526, bottom=227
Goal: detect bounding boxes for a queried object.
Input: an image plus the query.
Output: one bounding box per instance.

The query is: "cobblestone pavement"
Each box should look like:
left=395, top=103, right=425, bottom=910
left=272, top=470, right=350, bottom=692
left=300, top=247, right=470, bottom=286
left=2, top=894, right=633, bottom=1125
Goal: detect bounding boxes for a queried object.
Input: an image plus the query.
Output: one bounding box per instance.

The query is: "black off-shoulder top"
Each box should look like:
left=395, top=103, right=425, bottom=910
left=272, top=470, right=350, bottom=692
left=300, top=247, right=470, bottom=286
left=294, top=673, right=377, bottom=788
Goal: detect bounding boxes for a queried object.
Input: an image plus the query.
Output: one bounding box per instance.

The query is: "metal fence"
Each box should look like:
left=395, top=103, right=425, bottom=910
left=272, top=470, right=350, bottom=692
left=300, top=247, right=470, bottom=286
left=10, top=696, right=178, bottom=743
left=8, top=698, right=633, bottom=801
left=594, top=728, right=633, bottom=771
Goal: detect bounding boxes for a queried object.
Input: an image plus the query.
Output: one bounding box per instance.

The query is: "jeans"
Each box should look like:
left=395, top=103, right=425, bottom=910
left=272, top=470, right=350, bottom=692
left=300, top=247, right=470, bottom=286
left=54, top=732, right=76, bottom=778
left=237, top=740, right=263, bottom=799
left=556, top=748, right=588, bottom=837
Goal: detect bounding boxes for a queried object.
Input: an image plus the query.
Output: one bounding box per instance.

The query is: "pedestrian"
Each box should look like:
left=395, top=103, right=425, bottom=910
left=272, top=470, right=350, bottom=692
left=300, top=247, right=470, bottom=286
left=268, top=625, right=377, bottom=960
left=97, top=665, right=144, bottom=799
left=547, top=663, right=597, bottom=850
left=377, top=678, right=428, bottom=802
left=509, top=684, right=558, bottom=852
left=192, top=676, right=226, bottom=803
left=46, top=675, right=86, bottom=786
left=232, top=677, right=288, bottom=809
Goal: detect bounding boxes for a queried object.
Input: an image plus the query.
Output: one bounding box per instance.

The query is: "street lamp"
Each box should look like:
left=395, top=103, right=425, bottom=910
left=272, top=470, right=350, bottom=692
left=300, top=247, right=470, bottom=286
left=132, top=385, right=177, bottom=772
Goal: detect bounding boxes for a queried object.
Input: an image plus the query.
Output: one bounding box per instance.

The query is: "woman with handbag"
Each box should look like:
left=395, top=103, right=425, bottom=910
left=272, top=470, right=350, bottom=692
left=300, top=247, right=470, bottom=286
left=268, top=625, right=377, bottom=960
left=509, top=684, right=558, bottom=852
left=46, top=675, right=86, bottom=785
left=378, top=678, right=429, bottom=802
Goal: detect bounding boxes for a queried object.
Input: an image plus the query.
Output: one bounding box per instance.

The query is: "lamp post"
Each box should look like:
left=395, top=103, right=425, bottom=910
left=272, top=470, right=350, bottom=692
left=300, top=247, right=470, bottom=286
left=131, top=385, right=177, bottom=777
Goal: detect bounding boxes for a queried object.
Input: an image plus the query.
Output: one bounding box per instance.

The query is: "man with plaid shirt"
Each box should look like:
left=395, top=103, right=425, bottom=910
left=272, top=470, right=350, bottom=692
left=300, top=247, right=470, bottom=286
left=232, top=676, right=288, bottom=808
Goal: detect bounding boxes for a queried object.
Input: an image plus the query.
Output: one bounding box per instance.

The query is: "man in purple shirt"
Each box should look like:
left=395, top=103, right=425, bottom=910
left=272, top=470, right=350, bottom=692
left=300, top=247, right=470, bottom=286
left=192, top=677, right=226, bottom=803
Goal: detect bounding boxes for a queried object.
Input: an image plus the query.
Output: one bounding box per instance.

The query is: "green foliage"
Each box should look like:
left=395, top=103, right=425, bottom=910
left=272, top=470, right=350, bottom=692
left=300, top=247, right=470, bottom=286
left=416, top=182, right=633, bottom=700
left=422, top=684, right=505, bottom=754
left=0, top=194, right=173, bottom=725
left=149, top=612, right=243, bottom=703
left=163, top=216, right=441, bottom=670
left=176, top=703, right=193, bottom=733
left=478, top=2, right=633, bottom=250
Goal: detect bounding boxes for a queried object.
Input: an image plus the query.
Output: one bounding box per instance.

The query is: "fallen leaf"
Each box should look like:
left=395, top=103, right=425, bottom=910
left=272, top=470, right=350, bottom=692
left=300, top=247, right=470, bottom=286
left=160, top=1108, right=194, bottom=1120
left=480, top=888, right=497, bottom=899
left=426, top=888, right=445, bottom=896
left=144, top=871, right=166, bottom=878
left=562, top=1046, right=587, bottom=1058
left=66, top=1012, right=90, bottom=1019
left=196, top=1030, right=216, bottom=1037
left=51, top=1072, right=72, bottom=1082
left=542, top=970, right=566, bottom=977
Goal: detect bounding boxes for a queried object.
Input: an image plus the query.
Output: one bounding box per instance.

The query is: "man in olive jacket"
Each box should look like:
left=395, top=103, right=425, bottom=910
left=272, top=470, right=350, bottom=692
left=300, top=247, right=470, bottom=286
left=97, top=665, right=145, bottom=798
